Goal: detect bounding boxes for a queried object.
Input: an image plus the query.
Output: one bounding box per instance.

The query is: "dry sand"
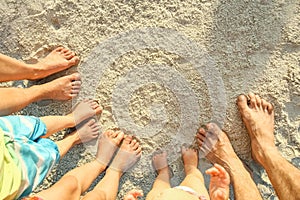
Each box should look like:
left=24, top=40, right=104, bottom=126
left=0, top=0, right=299, bottom=199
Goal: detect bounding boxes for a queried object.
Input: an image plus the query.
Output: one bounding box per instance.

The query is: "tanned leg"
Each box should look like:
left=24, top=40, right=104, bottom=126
left=196, top=123, right=263, bottom=200
left=0, top=72, right=81, bottom=116
left=237, top=92, right=300, bottom=200
left=0, top=47, right=79, bottom=82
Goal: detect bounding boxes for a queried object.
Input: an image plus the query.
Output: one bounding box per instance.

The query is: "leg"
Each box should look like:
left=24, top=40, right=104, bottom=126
left=40, top=99, right=102, bottom=137
left=146, top=151, right=171, bottom=200
left=35, top=130, right=124, bottom=200
left=0, top=47, right=79, bottom=82
left=237, top=93, right=300, bottom=199
left=55, top=119, right=100, bottom=157
left=82, top=135, right=142, bottom=200
left=179, top=146, right=209, bottom=199
left=0, top=72, right=81, bottom=116
left=196, top=123, right=263, bottom=200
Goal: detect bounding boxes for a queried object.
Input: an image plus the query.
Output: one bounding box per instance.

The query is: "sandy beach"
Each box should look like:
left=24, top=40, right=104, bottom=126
left=0, top=0, right=299, bottom=199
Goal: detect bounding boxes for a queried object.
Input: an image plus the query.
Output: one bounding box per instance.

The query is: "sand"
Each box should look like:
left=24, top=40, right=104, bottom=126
left=0, top=0, right=299, bottom=199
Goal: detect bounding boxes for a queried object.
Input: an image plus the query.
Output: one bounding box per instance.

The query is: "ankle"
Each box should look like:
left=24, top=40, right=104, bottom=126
left=28, top=63, right=44, bottom=80
left=184, top=165, right=198, bottom=175
left=66, top=113, right=76, bottom=127
left=107, top=168, right=123, bottom=179
left=157, top=167, right=170, bottom=175
left=258, top=147, right=280, bottom=168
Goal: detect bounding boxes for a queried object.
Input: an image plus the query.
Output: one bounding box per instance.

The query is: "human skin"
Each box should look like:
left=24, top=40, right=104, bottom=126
left=237, top=92, right=300, bottom=200
left=0, top=47, right=80, bottom=116
left=196, top=123, right=263, bottom=200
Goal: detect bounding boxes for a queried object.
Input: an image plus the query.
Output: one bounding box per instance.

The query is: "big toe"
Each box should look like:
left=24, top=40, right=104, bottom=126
left=69, top=56, right=80, bottom=66
left=237, top=94, right=249, bottom=111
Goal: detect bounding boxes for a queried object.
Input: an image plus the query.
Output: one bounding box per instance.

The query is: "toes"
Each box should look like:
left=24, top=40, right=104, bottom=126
left=237, top=94, right=249, bottom=111
left=110, top=131, right=118, bottom=138
left=91, top=124, right=100, bottom=132
left=255, top=95, right=262, bottom=108
left=196, top=128, right=206, bottom=142
left=69, top=56, right=80, bottom=66
left=130, top=139, right=137, bottom=147
left=71, top=89, right=80, bottom=96
left=266, top=102, right=274, bottom=114
left=115, top=131, right=125, bottom=143
left=61, top=48, right=69, bottom=53
left=198, top=128, right=206, bottom=136
left=261, top=99, right=268, bottom=110
left=136, top=146, right=142, bottom=155
left=70, top=72, right=81, bottom=81
left=87, top=118, right=96, bottom=126
left=64, top=51, right=75, bottom=59
left=124, top=135, right=133, bottom=144
left=133, top=142, right=140, bottom=150
left=90, top=101, right=99, bottom=108
left=248, top=92, right=257, bottom=108
left=71, top=80, right=82, bottom=88
left=206, top=122, right=221, bottom=134
left=55, top=46, right=64, bottom=52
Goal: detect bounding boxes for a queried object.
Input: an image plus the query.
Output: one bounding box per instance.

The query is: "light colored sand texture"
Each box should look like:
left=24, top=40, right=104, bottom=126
left=1, top=0, right=299, bottom=199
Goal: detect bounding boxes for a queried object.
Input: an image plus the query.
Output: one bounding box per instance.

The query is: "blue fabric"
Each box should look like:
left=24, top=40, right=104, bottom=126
left=0, top=116, right=60, bottom=199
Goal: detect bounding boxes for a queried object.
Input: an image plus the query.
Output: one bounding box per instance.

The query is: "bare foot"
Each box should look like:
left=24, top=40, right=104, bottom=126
left=182, top=146, right=198, bottom=174
left=196, top=123, right=239, bottom=172
left=71, top=99, right=102, bottom=125
left=110, top=135, right=142, bottom=173
left=71, top=119, right=100, bottom=144
left=205, top=163, right=230, bottom=200
left=96, top=130, right=124, bottom=166
left=237, top=92, right=276, bottom=165
left=31, top=47, right=79, bottom=80
left=40, top=72, right=81, bottom=100
left=152, top=150, right=170, bottom=176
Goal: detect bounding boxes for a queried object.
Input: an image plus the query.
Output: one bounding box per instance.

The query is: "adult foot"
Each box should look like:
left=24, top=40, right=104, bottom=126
left=152, top=150, right=170, bottom=177
left=39, top=72, right=81, bottom=100
left=96, top=130, right=124, bottom=166
left=196, top=123, right=239, bottom=172
left=31, top=47, right=79, bottom=79
left=182, top=146, right=198, bottom=174
left=110, top=135, right=142, bottom=173
left=237, top=93, right=276, bottom=165
left=71, top=99, right=102, bottom=125
left=71, top=118, right=100, bottom=144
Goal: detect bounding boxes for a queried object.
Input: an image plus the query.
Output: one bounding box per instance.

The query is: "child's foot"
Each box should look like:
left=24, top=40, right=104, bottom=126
left=71, top=119, right=100, bottom=144
left=32, top=47, right=79, bottom=79
left=96, top=130, right=124, bottom=166
left=182, top=146, right=198, bottom=174
left=71, top=99, right=102, bottom=125
left=237, top=93, right=276, bottom=165
left=205, top=163, right=230, bottom=200
left=40, top=72, right=81, bottom=100
left=152, top=150, right=170, bottom=177
left=196, top=123, right=239, bottom=172
left=110, top=135, right=142, bottom=173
